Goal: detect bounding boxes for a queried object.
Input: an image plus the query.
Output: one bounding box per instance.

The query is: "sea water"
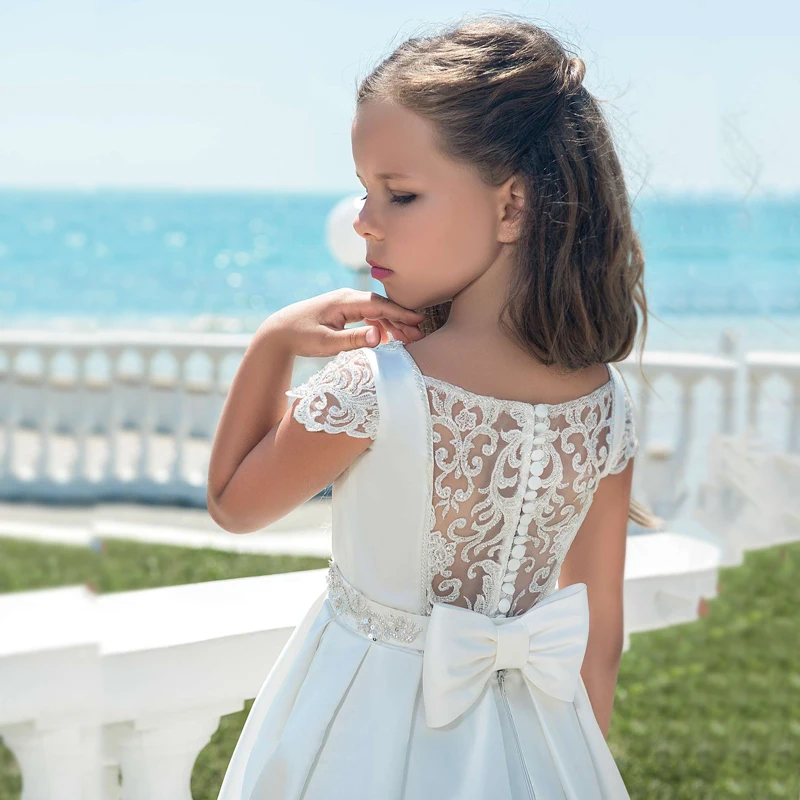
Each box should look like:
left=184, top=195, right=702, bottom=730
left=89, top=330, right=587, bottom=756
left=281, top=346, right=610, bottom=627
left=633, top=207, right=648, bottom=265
left=0, top=189, right=798, bottom=352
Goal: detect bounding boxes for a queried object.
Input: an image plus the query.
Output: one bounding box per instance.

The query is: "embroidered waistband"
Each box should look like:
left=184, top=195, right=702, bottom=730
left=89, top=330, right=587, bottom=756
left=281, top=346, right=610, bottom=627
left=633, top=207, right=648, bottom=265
left=325, top=559, right=429, bottom=650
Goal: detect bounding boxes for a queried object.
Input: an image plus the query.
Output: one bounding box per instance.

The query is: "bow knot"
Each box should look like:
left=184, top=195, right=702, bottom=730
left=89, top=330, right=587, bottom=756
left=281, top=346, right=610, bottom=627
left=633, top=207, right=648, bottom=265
left=493, top=618, right=530, bottom=671
left=422, top=583, right=590, bottom=728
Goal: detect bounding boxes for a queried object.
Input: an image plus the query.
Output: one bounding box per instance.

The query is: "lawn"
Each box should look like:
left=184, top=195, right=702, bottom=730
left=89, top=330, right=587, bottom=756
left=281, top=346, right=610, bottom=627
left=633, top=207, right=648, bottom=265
left=0, top=537, right=797, bottom=799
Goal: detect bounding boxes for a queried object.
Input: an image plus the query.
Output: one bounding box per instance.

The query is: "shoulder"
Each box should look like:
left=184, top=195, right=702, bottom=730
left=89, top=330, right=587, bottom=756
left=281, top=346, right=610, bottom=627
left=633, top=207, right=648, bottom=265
left=606, top=374, right=638, bottom=476
left=284, top=346, right=380, bottom=440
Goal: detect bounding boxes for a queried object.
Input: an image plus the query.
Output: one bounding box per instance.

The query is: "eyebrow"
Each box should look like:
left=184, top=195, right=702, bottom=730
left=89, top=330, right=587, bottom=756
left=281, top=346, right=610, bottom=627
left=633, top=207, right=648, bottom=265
left=355, top=171, right=412, bottom=180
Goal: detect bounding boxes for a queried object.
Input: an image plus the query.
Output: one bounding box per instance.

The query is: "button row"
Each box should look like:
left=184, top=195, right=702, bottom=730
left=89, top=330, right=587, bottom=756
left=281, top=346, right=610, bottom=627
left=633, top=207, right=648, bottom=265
left=498, top=412, right=549, bottom=614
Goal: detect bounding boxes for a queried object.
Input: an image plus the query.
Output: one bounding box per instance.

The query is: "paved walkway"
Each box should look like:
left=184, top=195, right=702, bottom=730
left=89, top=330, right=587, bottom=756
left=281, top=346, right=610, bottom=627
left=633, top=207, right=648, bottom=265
left=0, top=497, right=333, bottom=557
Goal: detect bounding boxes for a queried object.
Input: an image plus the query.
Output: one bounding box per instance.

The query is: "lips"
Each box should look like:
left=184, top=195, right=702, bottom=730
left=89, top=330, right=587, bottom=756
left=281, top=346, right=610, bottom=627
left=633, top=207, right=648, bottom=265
left=367, top=258, right=391, bottom=271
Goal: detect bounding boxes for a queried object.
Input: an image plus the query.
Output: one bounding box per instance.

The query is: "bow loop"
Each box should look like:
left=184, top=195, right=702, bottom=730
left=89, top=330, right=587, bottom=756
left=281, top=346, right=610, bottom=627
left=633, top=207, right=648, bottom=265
left=423, top=583, right=590, bottom=728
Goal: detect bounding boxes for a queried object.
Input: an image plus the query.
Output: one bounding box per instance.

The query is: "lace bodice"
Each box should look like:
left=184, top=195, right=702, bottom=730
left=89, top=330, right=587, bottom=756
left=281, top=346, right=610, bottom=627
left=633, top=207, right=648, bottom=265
left=286, top=340, right=638, bottom=619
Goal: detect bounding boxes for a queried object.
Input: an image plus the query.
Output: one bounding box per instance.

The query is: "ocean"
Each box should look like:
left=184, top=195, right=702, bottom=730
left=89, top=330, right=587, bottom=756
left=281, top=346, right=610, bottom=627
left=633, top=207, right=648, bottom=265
left=0, top=190, right=799, bottom=354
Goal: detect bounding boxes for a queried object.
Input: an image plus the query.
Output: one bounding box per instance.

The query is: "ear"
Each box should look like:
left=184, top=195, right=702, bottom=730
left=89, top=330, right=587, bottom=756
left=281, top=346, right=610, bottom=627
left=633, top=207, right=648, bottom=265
left=496, top=174, right=525, bottom=244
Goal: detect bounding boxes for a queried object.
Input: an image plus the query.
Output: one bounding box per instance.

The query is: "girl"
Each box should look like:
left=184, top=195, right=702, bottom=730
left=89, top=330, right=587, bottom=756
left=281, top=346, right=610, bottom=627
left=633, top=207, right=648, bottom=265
left=209, top=14, right=654, bottom=800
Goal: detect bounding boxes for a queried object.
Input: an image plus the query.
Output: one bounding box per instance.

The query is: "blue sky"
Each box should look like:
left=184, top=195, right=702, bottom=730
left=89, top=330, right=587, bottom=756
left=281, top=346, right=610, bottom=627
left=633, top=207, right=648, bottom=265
left=0, top=0, right=796, bottom=196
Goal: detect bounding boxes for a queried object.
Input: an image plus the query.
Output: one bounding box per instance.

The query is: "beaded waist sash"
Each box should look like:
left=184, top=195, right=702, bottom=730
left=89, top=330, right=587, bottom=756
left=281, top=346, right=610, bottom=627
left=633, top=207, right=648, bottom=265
left=325, top=559, right=429, bottom=651
left=324, top=559, right=592, bottom=732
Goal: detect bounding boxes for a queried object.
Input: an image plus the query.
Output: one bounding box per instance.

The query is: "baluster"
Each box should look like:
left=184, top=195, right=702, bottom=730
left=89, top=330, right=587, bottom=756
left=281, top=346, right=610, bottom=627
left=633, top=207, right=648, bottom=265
left=788, top=378, right=800, bottom=453
left=135, top=352, right=155, bottom=483
left=73, top=349, right=89, bottom=480
left=115, top=710, right=227, bottom=800
left=105, top=350, right=123, bottom=482
left=207, top=353, right=225, bottom=438
left=36, top=352, right=55, bottom=479
left=675, top=375, right=698, bottom=464
left=746, top=370, right=762, bottom=440
left=0, top=721, right=91, bottom=800
left=719, top=373, right=735, bottom=435
left=1, top=348, right=19, bottom=479
left=169, top=352, right=190, bottom=484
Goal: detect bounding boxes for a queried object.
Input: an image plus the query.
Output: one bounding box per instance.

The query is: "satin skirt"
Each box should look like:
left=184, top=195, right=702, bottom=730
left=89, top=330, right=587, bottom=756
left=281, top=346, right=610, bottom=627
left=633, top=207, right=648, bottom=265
left=216, top=582, right=631, bottom=800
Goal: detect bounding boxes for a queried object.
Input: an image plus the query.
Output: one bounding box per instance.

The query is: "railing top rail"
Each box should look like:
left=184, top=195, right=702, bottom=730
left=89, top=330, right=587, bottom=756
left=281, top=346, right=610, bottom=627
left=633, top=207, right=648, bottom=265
left=745, top=351, right=800, bottom=371
left=0, top=330, right=254, bottom=350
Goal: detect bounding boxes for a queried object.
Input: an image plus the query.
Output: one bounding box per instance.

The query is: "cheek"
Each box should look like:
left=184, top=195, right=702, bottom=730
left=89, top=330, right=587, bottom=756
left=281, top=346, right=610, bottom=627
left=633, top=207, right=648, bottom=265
left=421, top=194, right=497, bottom=273
left=384, top=194, right=497, bottom=309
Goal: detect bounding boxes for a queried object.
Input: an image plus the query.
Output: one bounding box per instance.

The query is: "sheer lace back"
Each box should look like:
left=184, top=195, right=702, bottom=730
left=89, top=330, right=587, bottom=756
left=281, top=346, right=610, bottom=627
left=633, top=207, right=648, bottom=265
left=285, top=340, right=638, bottom=619
left=418, top=368, right=634, bottom=619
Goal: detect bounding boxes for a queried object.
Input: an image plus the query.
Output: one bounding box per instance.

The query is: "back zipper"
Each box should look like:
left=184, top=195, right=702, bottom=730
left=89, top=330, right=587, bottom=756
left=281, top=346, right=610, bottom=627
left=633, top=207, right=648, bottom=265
left=498, top=669, right=537, bottom=800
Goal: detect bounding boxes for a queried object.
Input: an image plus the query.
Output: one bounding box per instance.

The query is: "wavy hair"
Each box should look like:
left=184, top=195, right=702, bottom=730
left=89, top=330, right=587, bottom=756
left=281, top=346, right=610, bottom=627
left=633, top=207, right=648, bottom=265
left=356, top=14, right=657, bottom=528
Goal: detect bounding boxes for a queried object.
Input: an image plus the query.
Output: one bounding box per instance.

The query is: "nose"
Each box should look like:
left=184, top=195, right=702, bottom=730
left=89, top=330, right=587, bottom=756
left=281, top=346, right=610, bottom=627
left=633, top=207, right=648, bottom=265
left=353, top=198, right=382, bottom=241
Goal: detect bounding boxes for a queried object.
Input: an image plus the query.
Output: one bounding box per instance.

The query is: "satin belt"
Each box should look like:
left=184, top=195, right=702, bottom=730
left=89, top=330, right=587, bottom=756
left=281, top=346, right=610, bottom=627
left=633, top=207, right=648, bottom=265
left=325, top=560, right=591, bottom=729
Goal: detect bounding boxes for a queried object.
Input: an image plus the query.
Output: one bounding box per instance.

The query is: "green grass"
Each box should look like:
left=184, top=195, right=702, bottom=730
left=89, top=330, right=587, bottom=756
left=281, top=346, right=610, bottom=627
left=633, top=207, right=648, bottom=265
left=608, top=541, right=800, bottom=798
left=0, top=536, right=329, bottom=594
left=0, top=537, right=797, bottom=799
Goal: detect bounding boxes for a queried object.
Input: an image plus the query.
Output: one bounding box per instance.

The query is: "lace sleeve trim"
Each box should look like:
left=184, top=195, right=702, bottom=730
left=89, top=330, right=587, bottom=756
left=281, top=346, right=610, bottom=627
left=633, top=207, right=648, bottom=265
left=607, top=386, right=638, bottom=475
left=285, top=347, right=379, bottom=440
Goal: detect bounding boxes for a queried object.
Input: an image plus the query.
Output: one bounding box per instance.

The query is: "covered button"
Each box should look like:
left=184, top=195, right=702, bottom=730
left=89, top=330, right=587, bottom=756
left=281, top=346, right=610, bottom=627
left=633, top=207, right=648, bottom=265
left=535, top=403, right=548, bottom=418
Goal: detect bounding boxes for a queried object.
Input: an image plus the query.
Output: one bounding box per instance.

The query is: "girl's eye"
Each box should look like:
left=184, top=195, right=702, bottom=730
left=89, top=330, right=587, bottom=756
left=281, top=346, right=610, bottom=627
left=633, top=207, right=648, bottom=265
left=359, top=193, right=416, bottom=206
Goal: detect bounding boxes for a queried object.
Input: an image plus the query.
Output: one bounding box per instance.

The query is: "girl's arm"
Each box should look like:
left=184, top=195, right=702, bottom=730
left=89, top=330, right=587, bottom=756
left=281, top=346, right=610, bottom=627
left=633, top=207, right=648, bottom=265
left=206, top=289, right=426, bottom=534
left=557, top=458, right=634, bottom=737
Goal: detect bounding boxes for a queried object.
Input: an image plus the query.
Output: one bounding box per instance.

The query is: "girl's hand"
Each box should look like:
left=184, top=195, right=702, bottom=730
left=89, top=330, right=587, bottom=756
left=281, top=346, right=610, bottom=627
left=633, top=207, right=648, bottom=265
left=264, top=288, right=428, bottom=358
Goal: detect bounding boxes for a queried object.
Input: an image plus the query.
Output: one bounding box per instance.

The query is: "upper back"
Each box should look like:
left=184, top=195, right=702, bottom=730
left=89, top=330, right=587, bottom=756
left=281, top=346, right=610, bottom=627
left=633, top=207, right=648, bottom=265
left=286, top=339, right=638, bottom=617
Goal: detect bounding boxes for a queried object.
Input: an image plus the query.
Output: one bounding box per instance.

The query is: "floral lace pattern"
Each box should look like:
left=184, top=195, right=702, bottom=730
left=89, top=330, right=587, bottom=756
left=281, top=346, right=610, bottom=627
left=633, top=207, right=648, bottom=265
left=285, top=347, right=378, bottom=440
left=607, top=386, right=638, bottom=475
left=287, top=340, right=637, bottom=620
left=386, top=341, right=637, bottom=619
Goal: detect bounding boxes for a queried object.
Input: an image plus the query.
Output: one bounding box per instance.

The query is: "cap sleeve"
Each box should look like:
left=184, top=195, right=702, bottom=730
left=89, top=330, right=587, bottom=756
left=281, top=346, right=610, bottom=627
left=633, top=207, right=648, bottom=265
left=285, top=347, right=379, bottom=440
left=607, top=385, right=638, bottom=475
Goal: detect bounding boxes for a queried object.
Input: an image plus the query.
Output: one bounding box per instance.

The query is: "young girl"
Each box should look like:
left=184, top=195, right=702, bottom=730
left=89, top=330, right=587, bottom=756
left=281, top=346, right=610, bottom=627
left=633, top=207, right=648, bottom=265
left=209, top=14, right=653, bottom=800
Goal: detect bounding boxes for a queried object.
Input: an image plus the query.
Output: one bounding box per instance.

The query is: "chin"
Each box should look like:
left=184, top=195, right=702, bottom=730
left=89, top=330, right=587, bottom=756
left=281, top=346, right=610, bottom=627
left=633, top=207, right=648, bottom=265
left=383, top=283, right=452, bottom=314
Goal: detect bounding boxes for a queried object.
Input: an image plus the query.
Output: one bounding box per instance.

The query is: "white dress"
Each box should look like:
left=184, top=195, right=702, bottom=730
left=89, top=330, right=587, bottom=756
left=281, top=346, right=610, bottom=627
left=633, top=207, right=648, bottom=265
left=216, top=338, right=638, bottom=800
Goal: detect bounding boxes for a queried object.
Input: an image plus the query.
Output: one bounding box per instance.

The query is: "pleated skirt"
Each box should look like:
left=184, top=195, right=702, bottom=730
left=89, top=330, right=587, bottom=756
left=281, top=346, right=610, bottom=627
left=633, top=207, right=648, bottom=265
left=216, top=587, right=630, bottom=800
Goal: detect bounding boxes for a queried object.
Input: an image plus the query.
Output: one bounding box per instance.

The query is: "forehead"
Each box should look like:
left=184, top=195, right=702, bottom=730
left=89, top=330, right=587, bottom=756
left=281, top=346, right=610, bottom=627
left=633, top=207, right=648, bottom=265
left=352, top=100, right=443, bottom=180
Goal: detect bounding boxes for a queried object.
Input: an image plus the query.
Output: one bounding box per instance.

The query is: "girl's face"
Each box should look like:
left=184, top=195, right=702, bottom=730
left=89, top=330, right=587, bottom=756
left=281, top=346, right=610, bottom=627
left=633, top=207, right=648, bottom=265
left=351, top=100, right=509, bottom=312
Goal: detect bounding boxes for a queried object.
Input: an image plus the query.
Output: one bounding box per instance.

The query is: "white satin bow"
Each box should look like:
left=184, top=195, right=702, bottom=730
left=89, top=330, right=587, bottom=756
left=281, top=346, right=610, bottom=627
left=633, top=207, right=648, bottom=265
left=422, top=582, right=590, bottom=728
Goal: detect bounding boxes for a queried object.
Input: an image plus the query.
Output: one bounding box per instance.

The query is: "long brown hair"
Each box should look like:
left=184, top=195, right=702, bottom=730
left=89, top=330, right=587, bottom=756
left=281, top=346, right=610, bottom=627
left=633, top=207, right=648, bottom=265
left=356, top=14, right=658, bottom=529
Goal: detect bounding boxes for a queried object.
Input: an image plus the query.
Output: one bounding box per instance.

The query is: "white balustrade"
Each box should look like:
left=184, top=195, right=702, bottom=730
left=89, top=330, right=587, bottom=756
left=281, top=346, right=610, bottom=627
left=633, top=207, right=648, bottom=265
left=0, top=533, right=725, bottom=799
left=4, top=329, right=799, bottom=514
left=746, top=351, right=800, bottom=451
left=695, top=434, right=800, bottom=566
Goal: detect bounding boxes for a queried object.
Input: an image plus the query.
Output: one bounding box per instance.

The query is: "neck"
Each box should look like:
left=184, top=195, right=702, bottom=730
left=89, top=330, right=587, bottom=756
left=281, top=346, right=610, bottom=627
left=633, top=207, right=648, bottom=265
left=439, top=243, right=519, bottom=347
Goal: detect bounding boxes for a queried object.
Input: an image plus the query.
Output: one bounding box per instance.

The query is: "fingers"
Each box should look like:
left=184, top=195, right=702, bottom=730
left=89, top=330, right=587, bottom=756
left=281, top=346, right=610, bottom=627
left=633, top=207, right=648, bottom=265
left=375, top=317, right=409, bottom=343
left=344, top=290, right=427, bottom=327
left=367, top=319, right=392, bottom=345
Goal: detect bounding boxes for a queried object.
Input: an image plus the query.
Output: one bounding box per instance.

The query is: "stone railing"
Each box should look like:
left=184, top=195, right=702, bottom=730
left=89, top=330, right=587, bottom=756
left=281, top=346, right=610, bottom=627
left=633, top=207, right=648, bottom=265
left=6, top=329, right=800, bottom=516
left=0, top=330, right=254, bottom=504
left=0, top=530, right=723, bottom=799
